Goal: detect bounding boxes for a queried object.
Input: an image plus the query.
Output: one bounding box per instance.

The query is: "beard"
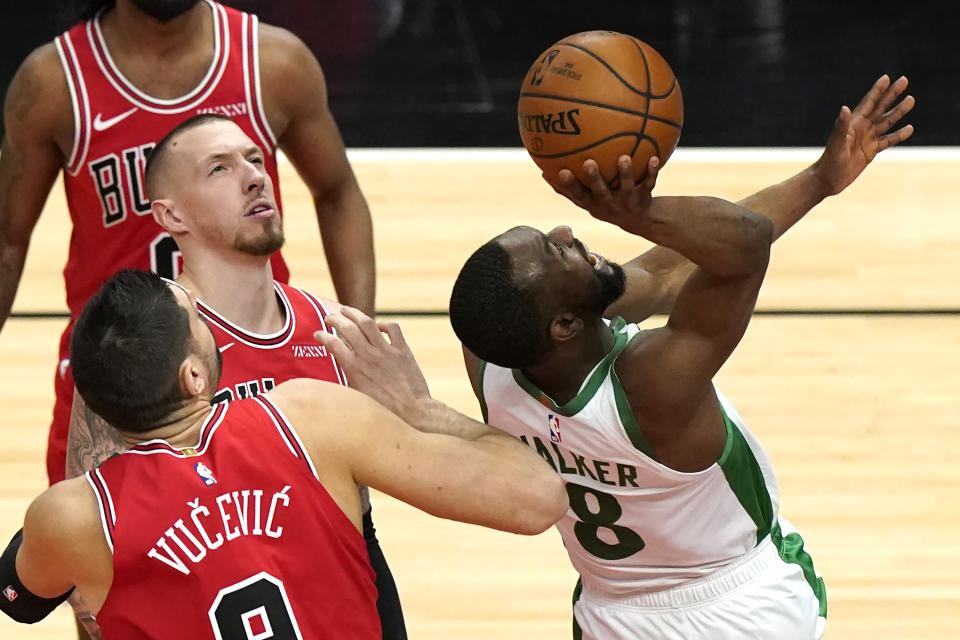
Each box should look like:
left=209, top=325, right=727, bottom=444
left=234, top=220, right=285, bottom=257
left=589, top=261, right=627, bottom=315
left=130, top=0, right=201, bottom=22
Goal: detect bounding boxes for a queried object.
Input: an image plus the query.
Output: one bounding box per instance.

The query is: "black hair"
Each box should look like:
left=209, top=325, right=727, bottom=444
left=449, top=240, right=550, bottom=369
left=144, top=112, right=233, bottom=199
left=70, top=269, right=192, bottom=432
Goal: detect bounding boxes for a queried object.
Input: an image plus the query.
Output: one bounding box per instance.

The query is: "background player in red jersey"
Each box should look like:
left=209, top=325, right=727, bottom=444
left=65, top=113, right=406, bottom=636
left=0, top=0, right=375, bottom=490
left=0, top=269, right=567, bottom=638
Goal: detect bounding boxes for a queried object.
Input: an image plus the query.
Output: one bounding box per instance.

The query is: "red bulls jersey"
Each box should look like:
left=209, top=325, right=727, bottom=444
left=53, top=0, right=290, bottom=324
left=200, top=282, right=346, bottom=405
left=86, top=396, right=379, bottom=639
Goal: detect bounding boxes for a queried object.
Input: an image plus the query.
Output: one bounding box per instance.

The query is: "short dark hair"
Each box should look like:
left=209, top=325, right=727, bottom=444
left=449, top=241, right=550, bottom=369
left=144, top=113, right=233, bottom=199
left=71, top=269, right=192, bottom=432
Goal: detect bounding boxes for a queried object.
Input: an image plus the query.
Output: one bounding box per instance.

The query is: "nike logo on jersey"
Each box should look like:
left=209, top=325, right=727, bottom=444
left=218, top=342, right=235, bottom=353
left=92, top=107, right=138, bottom=131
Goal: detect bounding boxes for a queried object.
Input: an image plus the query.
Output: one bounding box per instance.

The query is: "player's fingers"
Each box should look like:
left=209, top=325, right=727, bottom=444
left=552, top=169, right=590, bottom=203
left=321, top=313, right=369, bottom=354
left=616, top=155, right=635, bottom=193
left=340, top=306, right=385, bottom=344
left=877, top=94, right=915, bottom=132
left=378, top=321, right=407, bottom=348
left=583, top=159, right=611, bottom=199
left=874, top=75, right=909, bottom=115
left=877, top=124, right=915, bottom=151
left=641, top=156, right=660, bottom=192
left=313, top=329, right=355, bottom=362
left=851, top=74, right=889, bottom=116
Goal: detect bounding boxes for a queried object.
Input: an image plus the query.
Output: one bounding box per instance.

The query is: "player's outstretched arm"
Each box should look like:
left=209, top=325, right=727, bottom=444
left=569, top=156, right=773, bottom=423
left=0, top=45, right=70, bottom=333
left=270, top=379, right=568, bottom=535
left=258, top=25, right=375, bottom=316
left=315, top=307, right=497, bottom=440
left=544, top=73, right=914, bottom=323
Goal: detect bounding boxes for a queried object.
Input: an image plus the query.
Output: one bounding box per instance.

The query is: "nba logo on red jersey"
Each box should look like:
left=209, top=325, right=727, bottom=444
left=195, top=462, right=217, bottom=486
left=548, top=414, right=562, bottom=443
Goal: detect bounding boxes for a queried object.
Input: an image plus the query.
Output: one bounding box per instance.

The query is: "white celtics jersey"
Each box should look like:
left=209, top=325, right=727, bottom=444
left=479, top=318, right=782, bottom=595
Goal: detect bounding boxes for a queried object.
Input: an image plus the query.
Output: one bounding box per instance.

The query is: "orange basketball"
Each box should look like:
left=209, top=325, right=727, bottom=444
left=518, top=31, right=683, bottom=186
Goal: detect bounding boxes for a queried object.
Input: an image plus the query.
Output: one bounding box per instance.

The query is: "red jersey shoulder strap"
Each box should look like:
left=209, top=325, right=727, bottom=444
left=238, top=8, right=276, bottom=151
left=250, top=395, right=320, bottom=482
left=54, top=26, right=93, bottom=175
left=84, top=467, right=116, bottom=554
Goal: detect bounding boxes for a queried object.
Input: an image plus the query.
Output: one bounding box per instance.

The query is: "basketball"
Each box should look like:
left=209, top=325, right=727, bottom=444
left=518, top=31, right=683, bottom=186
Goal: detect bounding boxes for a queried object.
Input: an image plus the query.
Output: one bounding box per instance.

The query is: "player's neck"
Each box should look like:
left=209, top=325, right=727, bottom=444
left=119, top=398, right=213, bottom=451
left=179, top=256, right=284, bottom=334
left=100, top=1, right=210, bottom=62
left=520, top=322, right=615, bottom=405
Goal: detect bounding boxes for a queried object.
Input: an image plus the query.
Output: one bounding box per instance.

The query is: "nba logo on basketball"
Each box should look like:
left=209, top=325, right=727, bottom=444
left=548, top=414, right=562, bottom=443
left=194, top=462, right=217, bottom=486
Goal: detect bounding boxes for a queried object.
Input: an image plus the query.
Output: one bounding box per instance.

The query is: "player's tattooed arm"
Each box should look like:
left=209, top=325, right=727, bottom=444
left=67, top=591, right=102, bottom=639
left=65, top=388, right=125, bottom=478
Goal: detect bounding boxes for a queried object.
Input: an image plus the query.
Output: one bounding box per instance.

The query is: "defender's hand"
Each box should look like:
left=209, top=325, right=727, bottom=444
left=314, top=307, right=430, bottom=417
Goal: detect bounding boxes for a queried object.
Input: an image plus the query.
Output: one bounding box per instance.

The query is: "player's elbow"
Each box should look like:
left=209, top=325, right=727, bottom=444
left=742, top=211, right=773, bottom=271
left=510, top=471, right=567, bottom=535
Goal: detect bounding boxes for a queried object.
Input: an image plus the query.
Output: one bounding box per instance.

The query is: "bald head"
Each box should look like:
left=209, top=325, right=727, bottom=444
left=144, top=113, right=234, bottom=200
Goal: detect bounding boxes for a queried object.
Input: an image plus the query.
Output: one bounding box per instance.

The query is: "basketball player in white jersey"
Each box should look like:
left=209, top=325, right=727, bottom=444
left=314, top=75, right=915, bottom=639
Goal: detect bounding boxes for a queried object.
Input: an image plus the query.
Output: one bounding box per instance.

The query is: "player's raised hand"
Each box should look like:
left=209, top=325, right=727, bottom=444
left=545, top=155, right=661, bottom=234
left=314, top=307, right=431, bottom=416
left=814, top=74, right=915, bottom=196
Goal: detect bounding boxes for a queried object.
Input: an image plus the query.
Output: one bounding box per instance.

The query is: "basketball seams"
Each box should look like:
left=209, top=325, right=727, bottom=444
left=553, top=42, right=677, bottom=100
left=517, top=93, right=682, bottom=129
left=528, top=132, right=658, bottom=160
left=518, top=31, right=682, bottom=186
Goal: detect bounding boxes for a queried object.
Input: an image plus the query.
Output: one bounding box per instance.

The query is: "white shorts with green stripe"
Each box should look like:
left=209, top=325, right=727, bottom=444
left=573, top=518, right=827, bottom=640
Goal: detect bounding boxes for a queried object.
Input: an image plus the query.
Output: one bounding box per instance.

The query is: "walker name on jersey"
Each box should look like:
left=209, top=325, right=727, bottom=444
left=197, top=101, right=249, bottom=117
left=519, top=434, right=640, bottom=488
left=213, top=377, right=276, bottom=405
left=88, top=143, right=156, bottom=227
left=147, top=485, right=292, bottom=576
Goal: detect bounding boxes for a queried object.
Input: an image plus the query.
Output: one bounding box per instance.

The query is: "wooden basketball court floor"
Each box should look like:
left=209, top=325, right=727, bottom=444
left=0, top=148, right=957, bottom=638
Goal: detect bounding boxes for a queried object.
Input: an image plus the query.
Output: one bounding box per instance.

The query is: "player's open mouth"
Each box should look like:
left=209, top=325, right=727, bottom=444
left=589, top=252, right=606, bottom=271
left=245, top=203, right=274, bottom=218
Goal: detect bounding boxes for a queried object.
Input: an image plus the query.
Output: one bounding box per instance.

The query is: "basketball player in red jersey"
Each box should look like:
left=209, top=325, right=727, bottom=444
left=0, top=269, right=567, bottom=638
left=0, top=0, right=375, bottom=490
left=64, top=113, right=408, bottom=636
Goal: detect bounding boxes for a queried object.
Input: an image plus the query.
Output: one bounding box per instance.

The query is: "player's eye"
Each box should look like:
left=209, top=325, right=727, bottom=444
left=210, top=164, right=226, bottom=175
left=249, top=156, right=264, bottom=165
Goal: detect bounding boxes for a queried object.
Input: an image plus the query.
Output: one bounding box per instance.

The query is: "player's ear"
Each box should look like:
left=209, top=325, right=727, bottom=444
left=152, top=198, right=187, bottom=233
left=178, top=355, right=206, bottom=398
left=549, top=312, right=583, bottom=344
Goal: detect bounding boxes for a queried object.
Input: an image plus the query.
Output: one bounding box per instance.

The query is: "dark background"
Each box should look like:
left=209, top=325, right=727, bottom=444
left=1, top=0, right=952, bottom=147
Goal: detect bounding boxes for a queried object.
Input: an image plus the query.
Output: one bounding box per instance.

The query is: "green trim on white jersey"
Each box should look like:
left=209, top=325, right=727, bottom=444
left=510, top=318, right=629, bottom=416
left=479, top=317, right=793, bottom=594
left=717, top=406, right=775, bottom=544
